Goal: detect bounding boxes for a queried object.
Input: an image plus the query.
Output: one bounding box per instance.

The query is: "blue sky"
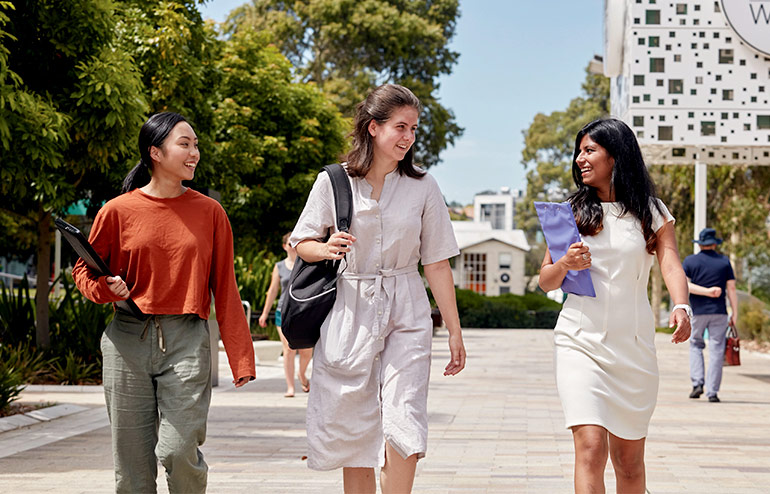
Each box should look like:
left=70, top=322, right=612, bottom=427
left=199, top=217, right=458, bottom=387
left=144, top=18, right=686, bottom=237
left=199, top=0, right=604, bottom=205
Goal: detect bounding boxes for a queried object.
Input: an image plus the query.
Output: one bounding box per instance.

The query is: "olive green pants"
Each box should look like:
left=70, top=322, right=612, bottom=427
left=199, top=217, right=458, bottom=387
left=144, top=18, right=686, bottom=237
left=101, top=313, right=212, bottom=494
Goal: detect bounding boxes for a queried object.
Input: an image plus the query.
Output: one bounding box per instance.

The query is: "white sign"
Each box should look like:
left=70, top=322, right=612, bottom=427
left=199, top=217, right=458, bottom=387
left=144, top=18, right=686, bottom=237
left=722, top=0, right=770, bottom=56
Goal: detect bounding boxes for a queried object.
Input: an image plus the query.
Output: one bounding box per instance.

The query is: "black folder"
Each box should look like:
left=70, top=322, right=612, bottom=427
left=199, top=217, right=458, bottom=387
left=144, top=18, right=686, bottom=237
left=54, top=217, right=148, bottom=320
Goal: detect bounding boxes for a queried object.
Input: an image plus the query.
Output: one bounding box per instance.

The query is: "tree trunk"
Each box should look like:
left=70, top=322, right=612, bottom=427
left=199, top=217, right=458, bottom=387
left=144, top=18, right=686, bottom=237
left=35, top=205, right=51, bottom=348
left=651, top=259, right=663, bottom=328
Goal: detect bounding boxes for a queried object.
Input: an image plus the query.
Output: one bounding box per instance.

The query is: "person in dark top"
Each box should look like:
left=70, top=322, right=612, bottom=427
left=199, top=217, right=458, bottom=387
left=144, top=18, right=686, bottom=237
left=682, top=228, right=737, bottom=403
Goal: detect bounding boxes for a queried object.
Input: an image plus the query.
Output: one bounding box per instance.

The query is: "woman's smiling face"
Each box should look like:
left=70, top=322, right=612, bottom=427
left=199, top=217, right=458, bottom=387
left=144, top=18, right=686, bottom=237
left=150, top=121, right=200, bottom=182
left=575, top=134, right=614, bottom=194
left=368, top=105, right=419, bottom=165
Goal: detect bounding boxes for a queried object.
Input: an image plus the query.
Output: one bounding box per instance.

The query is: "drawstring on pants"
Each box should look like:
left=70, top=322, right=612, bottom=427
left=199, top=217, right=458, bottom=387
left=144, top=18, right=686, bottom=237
left=139, top=316, right=166, bottom=352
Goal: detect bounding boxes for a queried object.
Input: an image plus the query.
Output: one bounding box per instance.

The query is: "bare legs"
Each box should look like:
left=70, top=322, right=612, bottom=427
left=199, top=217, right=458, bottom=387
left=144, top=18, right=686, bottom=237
left=277, top=327, right=313, bottom=397
left=343, top=468, right=375, bottom=494
left=381, top=442, right=417, bottom=494
left=342, top=442, right=417, bottom=494
left=572, top=425, right=646, bottom=494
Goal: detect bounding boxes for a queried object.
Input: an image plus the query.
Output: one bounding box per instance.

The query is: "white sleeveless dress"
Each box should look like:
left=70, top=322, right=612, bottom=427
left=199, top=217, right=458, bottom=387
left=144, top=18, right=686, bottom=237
left=554, top=200, right=674, bottom=440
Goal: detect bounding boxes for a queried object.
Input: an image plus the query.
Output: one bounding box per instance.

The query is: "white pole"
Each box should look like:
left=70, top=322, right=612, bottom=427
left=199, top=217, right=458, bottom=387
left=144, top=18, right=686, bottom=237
left=694, top=161, right=707, bottom=254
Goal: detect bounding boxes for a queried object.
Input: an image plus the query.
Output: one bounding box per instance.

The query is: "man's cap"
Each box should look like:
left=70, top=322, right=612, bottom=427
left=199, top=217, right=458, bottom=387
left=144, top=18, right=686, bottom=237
left=693, top=227, right=722, bottom=246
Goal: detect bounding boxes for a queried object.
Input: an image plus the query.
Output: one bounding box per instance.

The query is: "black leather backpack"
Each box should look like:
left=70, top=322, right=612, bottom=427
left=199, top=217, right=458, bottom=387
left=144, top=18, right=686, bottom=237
left=280, top=164, right=352, bottom=349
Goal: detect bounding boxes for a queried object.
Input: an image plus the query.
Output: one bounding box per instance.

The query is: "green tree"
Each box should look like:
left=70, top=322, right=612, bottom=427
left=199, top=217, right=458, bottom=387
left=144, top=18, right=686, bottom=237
left=517, top=67, right=610, bottom=275
left=223, top=0, right=463, bottom=168
left=211, top=30, right=348, bottom=254
left=0, top=0, right=147, bottom=346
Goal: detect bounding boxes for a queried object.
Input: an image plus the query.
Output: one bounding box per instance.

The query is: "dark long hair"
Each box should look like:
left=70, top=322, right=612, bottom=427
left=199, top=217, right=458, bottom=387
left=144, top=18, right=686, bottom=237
left=121, top=112, right=189, bottom=193
left=344, top=84, right=425, bottom=179
left=569, top=118, right=664, bottom=254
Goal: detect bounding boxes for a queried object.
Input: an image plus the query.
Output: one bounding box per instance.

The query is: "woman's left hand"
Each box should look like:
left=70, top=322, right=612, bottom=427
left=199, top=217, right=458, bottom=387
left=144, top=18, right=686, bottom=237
left=669, top=308, right=692, bottom=344
left=233, top=376, right=252, bottom=388
left=444, top=332, right=466, bottom=376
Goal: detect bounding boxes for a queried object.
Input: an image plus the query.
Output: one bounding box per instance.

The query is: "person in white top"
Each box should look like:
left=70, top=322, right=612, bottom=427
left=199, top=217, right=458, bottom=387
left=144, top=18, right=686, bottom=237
left=539, top=118, right=691, bottom=494
left=291, top=84, right=466, bottom=494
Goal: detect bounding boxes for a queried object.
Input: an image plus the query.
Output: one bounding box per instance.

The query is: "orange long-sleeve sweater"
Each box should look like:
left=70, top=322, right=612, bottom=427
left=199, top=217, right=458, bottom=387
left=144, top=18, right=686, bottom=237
left=72, top=188, right=255, bottom=382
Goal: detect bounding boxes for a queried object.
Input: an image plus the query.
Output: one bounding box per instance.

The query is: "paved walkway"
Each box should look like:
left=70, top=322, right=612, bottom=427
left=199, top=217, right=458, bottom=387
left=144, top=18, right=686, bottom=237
left=0, top=329, right=768, bottom=493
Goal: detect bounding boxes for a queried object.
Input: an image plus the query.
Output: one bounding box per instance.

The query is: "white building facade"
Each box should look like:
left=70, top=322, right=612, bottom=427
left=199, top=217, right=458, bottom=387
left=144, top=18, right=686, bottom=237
left=605, top=0, right=770, bottom=165
left=450, top=189, right=530, bottom=296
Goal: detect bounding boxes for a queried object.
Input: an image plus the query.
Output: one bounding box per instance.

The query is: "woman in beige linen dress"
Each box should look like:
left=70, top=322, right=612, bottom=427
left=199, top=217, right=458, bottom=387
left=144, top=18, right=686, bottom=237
left=291, top=84, right=466, bottom=494
left=539, top=119, right=691, bottom=494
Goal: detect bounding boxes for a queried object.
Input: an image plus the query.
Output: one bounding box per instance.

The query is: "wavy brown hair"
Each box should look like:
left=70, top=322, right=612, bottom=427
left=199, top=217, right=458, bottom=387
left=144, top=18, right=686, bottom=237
left=569, top=118, right=665, bottom=254
left=344, top=84, right=425, bottom=179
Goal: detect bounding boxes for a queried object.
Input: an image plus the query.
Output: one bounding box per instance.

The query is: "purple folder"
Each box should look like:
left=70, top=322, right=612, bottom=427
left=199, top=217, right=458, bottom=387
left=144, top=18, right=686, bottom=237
left=534, top=201, right=596, bottom=297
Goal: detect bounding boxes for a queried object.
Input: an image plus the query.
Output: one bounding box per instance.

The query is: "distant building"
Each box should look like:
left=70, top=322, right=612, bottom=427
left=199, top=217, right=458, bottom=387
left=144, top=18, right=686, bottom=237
left=450, top=188, right=530, bottom=296
left=473, top=187, right=524, bottom=230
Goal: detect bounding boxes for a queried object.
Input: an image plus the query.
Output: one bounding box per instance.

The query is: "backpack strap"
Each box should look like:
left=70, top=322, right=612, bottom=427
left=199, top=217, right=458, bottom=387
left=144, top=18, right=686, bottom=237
left=323, top=164, right=353, bottom=233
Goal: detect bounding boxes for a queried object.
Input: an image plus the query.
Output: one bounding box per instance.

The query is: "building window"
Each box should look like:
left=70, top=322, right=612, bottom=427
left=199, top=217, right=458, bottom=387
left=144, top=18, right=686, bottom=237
left=657, top=79, right=664, bottom=87
left=719, top=49, right=733, bottom=64
left=758, top=115, right=770, bottom=130
left=633, top=115, right=644, bottom=126
left=723, top=89, right=734, bottom=101
left=676, top=4, right=687, bottom=14
left=499, top=286, right=510, bottom=295
left=714, top=1, right=721, bottom=13
left=701, top=121, right=716, bottom=136
left=672, top=148, right=686, bottom=157
left=643, top=94, right=651, bottom=101
left=462, top=253, right=487, bottom=294
left=649, top=36, right=660, bottom=47
left=634, top=75, right=645, bottom=86
left=650, top=58, right=665, bottom=72
left=658, top=126, right=673, bottom=141
left=480, top=203, right=506, bottom=230
left=646, top=10, right=660, bottom=24
left=674, top=54, right=681, bottom=62
left=499, top=253, right=512, bottom=270
left=668, top=80, right=683, bottom=94
left=633, top=96, right=640, bottom=103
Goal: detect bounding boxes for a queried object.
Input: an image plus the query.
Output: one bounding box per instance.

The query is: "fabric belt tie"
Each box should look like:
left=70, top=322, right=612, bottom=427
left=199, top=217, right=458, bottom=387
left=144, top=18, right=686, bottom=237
left=341, top=264, right=419, bottom=335
left=140, top=316, right=166, bottom=353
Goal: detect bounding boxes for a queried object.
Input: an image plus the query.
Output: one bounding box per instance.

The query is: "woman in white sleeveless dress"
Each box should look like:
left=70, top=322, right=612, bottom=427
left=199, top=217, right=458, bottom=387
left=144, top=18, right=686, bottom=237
left=539, top=119, right=692, bottom=494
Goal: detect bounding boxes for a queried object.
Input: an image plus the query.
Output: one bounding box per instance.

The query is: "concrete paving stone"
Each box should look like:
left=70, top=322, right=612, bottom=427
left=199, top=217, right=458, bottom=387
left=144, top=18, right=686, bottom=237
left=25, top=403, right=88, bottom=421
left=0, top=413, right=40, bottom=430
left=1, top=329, right=769, bottom=492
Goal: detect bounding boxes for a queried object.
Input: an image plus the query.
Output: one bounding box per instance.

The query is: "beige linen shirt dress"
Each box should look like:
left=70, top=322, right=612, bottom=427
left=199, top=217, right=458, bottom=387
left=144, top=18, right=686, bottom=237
left=290, top=166, right=459, bottom=470
left=554, top=199, right=674, bottom=439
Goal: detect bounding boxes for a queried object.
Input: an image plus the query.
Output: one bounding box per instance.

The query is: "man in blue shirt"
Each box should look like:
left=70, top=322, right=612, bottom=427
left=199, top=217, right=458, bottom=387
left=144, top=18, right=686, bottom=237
left=682, top=228, right=737, bottom=403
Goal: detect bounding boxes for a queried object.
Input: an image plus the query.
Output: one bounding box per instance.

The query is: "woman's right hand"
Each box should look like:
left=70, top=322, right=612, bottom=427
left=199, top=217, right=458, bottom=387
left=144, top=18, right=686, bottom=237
left=558, top=242, right=592, bottom=271
left=258, top=313, right=268, bottom=328
left=324, top=232, right=356, bottom=260
left=106, top=276, right=130, bottom=300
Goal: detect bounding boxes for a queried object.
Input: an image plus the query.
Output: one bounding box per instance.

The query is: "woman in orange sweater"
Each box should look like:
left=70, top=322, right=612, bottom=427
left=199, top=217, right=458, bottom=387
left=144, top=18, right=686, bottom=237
left=73, top=112, right=255, bottom=494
